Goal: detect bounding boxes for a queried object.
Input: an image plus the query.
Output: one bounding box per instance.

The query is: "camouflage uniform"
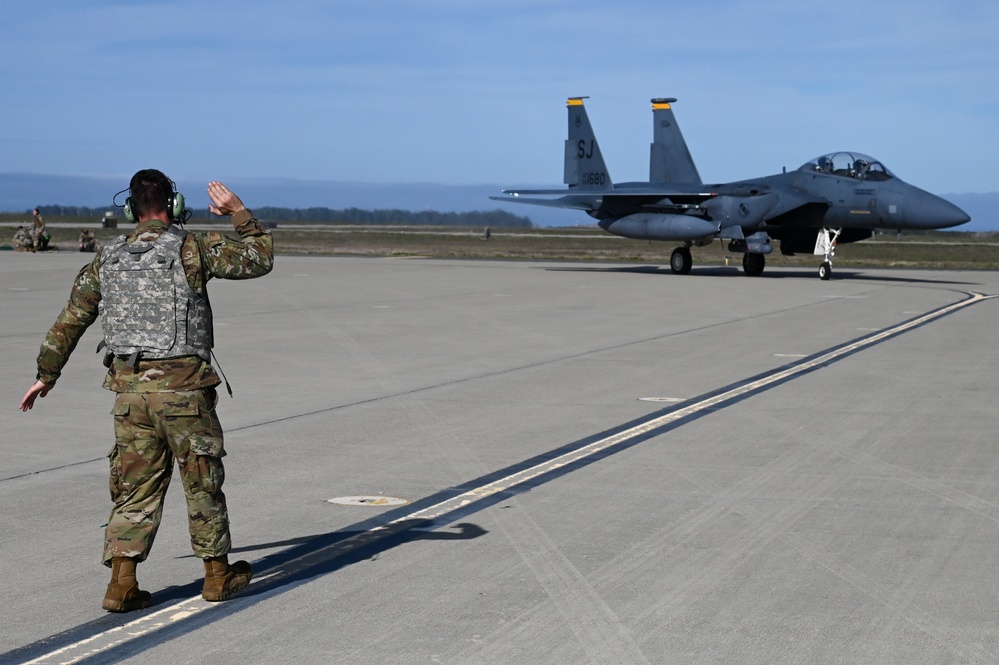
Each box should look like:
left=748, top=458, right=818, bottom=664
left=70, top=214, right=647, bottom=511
left=35, top=210, right=273, bottom=566
left=31, top=212, right=49, bottom=251
left=79, top=229, right=97, bottom=252
left=13, top=227, right=34, bottom=250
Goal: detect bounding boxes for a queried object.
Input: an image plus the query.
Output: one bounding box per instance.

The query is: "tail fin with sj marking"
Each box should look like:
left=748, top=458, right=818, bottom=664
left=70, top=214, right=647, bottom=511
left=649, top=98, right=701, bottom=185
left=564, top=97, right=613, bottom=189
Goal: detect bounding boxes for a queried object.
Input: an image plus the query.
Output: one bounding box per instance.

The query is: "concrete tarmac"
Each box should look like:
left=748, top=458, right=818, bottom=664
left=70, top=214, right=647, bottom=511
left=3, top=251, right=999, bottom=664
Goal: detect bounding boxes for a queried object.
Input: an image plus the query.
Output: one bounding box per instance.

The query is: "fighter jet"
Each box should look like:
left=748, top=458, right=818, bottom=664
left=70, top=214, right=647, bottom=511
left=492, top=97, right=970, bottom=279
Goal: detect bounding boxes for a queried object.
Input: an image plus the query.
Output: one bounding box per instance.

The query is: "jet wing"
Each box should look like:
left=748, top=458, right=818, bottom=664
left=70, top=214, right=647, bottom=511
left=494, top=182, right=831, bottom=225
left=492, top=186, right=720, bottom=215
left=488, top=194, right=597, bottom=211
left=499, top=185, right=718, bottom=198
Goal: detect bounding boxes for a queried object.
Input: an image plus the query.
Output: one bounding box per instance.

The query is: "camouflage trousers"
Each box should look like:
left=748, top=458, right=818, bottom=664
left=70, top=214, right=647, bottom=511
left=103, top=388, right=231, bottom=566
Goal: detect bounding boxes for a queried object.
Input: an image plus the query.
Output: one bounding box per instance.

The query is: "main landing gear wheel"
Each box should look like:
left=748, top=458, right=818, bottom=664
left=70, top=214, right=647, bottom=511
left=819, top=261, right=832, bottom=280
left=742, top=253, right=765, bottom=277
left=670, top=247, right=692, bottom=275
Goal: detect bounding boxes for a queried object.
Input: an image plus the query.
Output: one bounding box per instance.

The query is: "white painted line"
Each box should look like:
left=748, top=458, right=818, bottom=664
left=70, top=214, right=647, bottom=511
left=24, top=291, right=993, bottom=664
left=24, top=597, right=207, bottom=664
left=334, top=294, right=994, bottom=531
left=383, top=293, right=993, bottom=532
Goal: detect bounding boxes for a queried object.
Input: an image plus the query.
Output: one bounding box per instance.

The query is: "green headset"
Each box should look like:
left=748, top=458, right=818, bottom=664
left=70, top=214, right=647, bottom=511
left=123, top=182, right=186, bottom=223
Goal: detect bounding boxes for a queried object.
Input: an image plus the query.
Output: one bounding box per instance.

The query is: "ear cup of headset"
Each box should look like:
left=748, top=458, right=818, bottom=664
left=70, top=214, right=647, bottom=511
left=123, top=197, right=137, bottom=223
left=170, top=191, right=185, bottom=221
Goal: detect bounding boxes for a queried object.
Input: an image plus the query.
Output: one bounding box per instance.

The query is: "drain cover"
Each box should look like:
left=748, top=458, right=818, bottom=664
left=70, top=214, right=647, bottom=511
left=327, top=495, right=408, bottom=507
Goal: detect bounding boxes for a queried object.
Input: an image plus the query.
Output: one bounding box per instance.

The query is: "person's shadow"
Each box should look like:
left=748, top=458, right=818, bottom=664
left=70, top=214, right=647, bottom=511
left=155, top=519, right=488, bottom=604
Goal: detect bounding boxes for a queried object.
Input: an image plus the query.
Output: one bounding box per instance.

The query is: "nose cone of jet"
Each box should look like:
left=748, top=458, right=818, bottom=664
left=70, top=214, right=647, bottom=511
left=908, top=192, right=971, bottom=229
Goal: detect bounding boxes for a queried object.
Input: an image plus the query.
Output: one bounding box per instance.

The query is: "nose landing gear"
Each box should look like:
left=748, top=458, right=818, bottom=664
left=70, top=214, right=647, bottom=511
left=815, top=228, right=842, bottom=280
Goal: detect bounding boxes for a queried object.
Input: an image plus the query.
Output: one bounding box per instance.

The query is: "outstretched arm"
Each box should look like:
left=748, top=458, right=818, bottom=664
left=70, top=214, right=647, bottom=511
left=199, top=181, right=273, bottom=281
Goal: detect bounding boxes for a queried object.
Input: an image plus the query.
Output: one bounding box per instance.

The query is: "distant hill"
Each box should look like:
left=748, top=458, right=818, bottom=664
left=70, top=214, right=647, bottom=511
left=0, top=172, right=994, bottom=230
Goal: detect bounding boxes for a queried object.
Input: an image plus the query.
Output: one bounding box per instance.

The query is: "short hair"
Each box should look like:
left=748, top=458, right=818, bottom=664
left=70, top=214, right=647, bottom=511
left=128, top=169, right=173, bottom=218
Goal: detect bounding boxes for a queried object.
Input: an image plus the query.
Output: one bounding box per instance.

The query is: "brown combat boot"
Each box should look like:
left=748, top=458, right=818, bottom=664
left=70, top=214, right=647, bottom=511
left=202, top=555, right=252, bottom=602
left=102, top=557, right=152, bottom=612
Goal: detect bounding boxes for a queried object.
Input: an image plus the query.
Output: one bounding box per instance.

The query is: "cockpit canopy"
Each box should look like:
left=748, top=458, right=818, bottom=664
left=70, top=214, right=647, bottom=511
left=799, top=152, right=894, bottom=182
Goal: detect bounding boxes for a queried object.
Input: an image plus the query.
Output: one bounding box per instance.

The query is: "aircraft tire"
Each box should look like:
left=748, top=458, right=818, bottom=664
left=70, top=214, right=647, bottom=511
left=819, top=262, right=832, bottom=280
left=743, top=253, right=765, bottom=277
left=670, top=247, right=692, bottom=275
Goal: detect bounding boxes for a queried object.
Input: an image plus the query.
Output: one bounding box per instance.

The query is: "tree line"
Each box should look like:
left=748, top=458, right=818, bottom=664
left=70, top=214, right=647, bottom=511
left=34, top=205, right=534, bottom=228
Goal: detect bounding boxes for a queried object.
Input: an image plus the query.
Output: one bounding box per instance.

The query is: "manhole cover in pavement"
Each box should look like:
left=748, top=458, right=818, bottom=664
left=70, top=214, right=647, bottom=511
left=327, top=496, right=409, bottom=507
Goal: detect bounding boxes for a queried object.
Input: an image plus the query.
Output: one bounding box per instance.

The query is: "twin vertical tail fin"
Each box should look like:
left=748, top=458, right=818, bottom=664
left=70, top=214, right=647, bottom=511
left=649, top=98, right=701, bottom=185
left=562, top=96, right=701, bottom=188
left=564, top=97, right=612, bottom=190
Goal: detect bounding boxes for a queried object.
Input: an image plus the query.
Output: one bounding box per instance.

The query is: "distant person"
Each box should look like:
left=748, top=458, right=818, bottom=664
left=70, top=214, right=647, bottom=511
left=79, top=228, right=97, bottom=252
left=13, top=225, right=34, bottom=251
left=19, top=169, right=274, bottom=613
left=31, top=208, right=49, bottom=251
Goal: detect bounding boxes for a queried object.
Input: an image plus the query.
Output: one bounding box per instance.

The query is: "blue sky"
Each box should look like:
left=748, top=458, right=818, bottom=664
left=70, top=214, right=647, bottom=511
left=2, top=0, right=997, bottom=201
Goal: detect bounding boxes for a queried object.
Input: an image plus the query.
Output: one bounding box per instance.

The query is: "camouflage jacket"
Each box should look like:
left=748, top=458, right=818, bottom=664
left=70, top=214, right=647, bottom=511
left=36, top=209, right=273, bottom=393
left=13, top=228, right=32, bottom=246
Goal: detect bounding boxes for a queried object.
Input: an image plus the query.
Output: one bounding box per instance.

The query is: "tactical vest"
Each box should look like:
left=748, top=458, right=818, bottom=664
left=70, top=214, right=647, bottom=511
left=98, top=224, right=213, bottom=361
